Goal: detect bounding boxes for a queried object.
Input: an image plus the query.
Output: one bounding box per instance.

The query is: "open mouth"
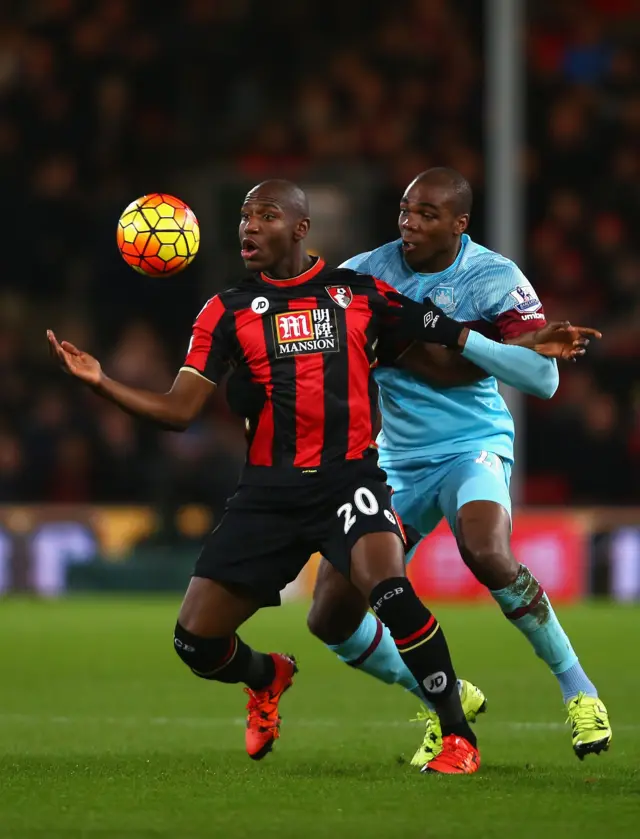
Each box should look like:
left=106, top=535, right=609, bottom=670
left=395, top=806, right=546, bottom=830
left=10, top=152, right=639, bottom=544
left=401, top=241, right=417, bottom=253
left=241, top=238, right=260, bottom=260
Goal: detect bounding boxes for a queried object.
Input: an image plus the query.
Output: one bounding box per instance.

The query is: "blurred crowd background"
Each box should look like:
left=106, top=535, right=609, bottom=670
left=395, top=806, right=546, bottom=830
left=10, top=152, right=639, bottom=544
left=0, top=0, right=638, bottom=515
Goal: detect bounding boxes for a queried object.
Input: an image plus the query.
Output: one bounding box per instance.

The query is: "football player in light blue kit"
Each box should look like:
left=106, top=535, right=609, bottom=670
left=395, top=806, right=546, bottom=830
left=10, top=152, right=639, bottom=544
left=306, top=168, right=611, bottom=768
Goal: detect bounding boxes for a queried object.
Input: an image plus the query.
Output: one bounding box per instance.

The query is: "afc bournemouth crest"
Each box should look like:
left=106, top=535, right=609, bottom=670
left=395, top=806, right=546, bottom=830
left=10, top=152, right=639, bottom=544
left=326, top=285, right=353, bottom=309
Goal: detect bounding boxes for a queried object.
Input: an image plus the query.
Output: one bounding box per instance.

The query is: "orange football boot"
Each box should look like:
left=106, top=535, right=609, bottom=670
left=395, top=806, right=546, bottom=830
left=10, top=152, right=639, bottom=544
left=244, top=653, right=297, bottom=761
left=421, top=734, right=481, bottom=775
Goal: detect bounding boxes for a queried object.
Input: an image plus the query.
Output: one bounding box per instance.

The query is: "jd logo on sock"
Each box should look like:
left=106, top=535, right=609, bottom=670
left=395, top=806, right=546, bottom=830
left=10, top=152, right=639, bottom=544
left=424, top=671, right=447, bottom=694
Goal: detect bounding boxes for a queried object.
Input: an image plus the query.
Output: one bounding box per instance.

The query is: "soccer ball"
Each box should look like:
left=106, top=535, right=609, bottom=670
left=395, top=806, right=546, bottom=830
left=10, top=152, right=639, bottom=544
left=116, top=193, right=200, bottom=276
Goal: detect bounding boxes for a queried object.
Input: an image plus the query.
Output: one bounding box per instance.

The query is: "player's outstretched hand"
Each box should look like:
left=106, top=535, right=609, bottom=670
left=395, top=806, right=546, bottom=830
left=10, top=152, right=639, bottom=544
left=525, top=321, right=602, bottom=362
left=47, top=330, right=103, bottom=386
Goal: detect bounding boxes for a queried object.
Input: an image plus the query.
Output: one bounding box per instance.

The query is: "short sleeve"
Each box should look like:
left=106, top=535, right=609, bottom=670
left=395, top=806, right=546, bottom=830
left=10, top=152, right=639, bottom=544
left=477, top=262, right=547, bottom=340
left=181, top=295, right=230, bottom=385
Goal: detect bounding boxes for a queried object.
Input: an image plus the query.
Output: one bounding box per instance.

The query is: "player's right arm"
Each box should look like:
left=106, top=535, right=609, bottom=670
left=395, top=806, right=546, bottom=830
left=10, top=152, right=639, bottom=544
left=342, top=253, right=485, bottom=386
left=46, top=295, right=228, bottom=431
left=394, top=342, right=487, bottom=387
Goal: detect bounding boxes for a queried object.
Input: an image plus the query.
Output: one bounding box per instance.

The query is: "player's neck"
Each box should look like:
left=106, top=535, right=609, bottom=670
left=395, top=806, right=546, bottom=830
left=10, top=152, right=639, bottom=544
left=262, top=251, right=314, bottom=280
left=412, top=239, right=462, bottom=274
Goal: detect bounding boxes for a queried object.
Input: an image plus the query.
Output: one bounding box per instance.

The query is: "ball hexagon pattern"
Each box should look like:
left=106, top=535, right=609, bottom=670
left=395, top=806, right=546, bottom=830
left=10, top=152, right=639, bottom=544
left=117, top=193, right=200, bottom=276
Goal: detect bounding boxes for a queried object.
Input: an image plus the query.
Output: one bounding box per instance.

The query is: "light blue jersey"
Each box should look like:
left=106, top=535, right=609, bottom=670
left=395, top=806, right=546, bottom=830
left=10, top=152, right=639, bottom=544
left=341, top=234, right=544, bottom=466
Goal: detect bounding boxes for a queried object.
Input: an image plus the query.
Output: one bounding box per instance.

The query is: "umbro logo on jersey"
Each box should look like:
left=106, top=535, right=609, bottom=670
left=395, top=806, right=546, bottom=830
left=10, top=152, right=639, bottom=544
left=424, top=311, right=440, bottom=329
left=326, top=285, right=353, bottom=309
left=272, top=308, right=340, bottom=358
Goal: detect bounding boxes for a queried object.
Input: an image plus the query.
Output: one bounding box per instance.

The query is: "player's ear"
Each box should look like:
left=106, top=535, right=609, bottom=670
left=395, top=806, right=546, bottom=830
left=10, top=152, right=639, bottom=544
left=293, top=217, right=310, bottom=242
left=455, top=214, right=469, bottom=235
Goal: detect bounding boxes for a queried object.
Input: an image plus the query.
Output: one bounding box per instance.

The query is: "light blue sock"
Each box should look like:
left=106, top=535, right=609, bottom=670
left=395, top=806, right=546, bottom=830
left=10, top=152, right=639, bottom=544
left=327, top=612, right=456, bottom=710
left=491, top=564, right=598, bottom=702
left=555, top=662, right=599, bottom=703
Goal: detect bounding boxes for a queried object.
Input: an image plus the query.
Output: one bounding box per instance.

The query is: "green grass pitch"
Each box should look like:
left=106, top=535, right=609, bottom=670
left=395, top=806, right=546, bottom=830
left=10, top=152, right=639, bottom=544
left=0, top=597, right=638, bottom=838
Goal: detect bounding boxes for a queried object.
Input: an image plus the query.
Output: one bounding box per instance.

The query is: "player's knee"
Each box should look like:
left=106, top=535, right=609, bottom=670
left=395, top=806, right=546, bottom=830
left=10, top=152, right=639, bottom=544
left=306, top=602, right=329, bottom=641
left=306, top=600, right=358, bottom=646
left=173, top=622, right=234, bottom=680
left=309, top=560, right=370, bottom=645
left=460, top=541, right=518, bottom=589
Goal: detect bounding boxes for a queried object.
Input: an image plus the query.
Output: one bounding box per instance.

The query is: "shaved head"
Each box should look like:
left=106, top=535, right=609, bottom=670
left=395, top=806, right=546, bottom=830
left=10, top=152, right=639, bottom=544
left=239, top=179, right=312, bottom=276
left=410, top=168, right=473, bottom=217
left=244, top=179, right=310, bottom=219
left=398, top=167, right=472, bottom=271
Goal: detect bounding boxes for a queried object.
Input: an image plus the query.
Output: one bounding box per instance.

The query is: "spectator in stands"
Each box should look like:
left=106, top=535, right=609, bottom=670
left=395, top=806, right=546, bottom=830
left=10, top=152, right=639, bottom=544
left=1, top=0, right=637, bottom=506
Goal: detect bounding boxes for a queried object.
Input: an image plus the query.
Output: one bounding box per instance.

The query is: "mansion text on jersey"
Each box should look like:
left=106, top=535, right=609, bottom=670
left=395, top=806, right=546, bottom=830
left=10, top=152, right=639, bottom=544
left=272, top=308, right=340, bottom=358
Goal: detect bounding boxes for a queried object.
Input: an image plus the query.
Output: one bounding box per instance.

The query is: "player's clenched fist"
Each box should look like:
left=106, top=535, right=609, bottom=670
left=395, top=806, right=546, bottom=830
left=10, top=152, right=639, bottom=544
left=384, top=291, right=465, bottom=348
left=47, top=330, right=103, bottom=386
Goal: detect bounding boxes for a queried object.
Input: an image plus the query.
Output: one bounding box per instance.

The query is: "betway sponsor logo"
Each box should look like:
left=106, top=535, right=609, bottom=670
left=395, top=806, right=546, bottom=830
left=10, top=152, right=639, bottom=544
left=272, top=309, right=340, bottom=358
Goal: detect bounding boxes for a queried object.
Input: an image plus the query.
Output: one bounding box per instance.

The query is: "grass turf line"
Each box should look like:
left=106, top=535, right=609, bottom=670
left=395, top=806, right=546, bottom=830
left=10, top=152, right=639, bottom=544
left=0, top=597, right=638, bottom=838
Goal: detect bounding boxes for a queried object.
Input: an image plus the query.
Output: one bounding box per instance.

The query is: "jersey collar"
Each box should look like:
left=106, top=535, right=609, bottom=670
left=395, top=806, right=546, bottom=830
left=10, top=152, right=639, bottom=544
left=259, top=256, right=325, bottom=287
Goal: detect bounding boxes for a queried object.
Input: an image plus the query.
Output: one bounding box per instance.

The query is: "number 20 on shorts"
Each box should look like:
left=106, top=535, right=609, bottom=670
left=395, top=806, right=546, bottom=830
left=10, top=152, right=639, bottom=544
left=337, top=487, right=380, bottom=534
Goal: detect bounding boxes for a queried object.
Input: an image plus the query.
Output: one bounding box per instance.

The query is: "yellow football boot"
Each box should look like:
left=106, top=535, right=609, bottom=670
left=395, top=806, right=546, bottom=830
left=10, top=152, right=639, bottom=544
left=566, top=692, right=611, bottom=760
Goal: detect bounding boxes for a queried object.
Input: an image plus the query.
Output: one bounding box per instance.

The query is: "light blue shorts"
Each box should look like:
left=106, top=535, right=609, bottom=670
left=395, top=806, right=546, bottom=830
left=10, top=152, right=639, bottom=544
left=383, top=451, right=513, bottom=555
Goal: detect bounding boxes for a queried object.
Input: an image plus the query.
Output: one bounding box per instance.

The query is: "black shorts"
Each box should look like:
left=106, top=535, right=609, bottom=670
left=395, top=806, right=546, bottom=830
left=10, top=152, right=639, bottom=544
left=194, top=468, right=405, bottom=606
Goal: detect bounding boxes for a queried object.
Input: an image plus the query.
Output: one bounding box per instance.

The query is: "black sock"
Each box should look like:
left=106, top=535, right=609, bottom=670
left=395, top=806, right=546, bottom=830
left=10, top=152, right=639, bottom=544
left=214, top=637, right=276, bottom=691
left=174, top=624, right=275, bottom=691
left=370, top=578, right=476, bottom=746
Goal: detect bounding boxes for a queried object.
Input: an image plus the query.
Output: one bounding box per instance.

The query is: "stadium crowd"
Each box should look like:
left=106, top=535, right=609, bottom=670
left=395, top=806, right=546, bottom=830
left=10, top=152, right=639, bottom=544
left=0, top=0, right=638, bottom=509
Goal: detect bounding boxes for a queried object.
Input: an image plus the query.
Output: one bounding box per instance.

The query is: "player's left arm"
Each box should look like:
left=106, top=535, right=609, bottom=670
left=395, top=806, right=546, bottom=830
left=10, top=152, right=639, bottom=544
left=375, top=275, right=600, bottom=400
left=460, top=269, right=600, bottom=399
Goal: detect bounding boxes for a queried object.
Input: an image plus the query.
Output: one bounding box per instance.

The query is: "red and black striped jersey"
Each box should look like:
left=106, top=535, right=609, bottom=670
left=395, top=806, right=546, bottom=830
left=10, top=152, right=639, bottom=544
left=182, top=258, right=401, bottom=485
